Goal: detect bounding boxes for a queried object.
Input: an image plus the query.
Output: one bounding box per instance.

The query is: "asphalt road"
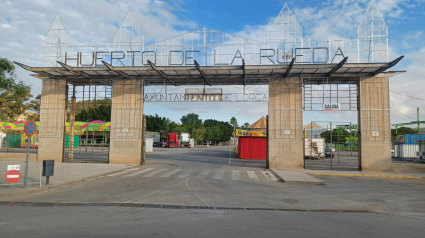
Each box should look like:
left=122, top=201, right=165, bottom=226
left=1, top=206, right=424, bottom=238
left=1, top=146, right=425, bottom=237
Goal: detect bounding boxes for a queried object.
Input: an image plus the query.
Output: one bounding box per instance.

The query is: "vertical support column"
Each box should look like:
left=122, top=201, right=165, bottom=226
left=38, top=79, right=67, bottom=163
left=68, top=88, right=76, bottom=161
left=359, top=76, right=392, bottom=171
left=268, top=77, right=303, bottom=169
left=109, top=79, right=144, bottom=164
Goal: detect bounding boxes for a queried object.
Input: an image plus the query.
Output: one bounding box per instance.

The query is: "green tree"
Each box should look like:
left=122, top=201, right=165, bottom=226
left=391, top=127, right=418, bottom=140
left=27, top=94, right=41, bottom=121
left=180, top=113, right=202, bottom=134
left=0, top=58, right=33, bottom=121
left=230, top=117, right=238, bottom=142
left=241, top=122, right=250, bottom=129
left=191, top=127, right=205, bottom=143
left=320, top=129, right=350, bottom=144
left=75, top=104, right=111, bottom=122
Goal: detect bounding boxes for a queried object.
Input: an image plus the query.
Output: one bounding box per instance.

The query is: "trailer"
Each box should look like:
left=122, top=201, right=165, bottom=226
left=304, top=138, right=325, bottom=159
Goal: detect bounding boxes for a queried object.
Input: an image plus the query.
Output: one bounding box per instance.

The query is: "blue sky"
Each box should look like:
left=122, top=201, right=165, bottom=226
left=1, top=0, right=425, bottom=127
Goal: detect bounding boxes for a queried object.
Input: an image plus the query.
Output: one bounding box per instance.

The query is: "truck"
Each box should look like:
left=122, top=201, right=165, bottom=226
left=162, top=132, right=179, bottom=148
left=180, top=132, right=191, bottom=148
left=304, top=138, right=325, bottom=159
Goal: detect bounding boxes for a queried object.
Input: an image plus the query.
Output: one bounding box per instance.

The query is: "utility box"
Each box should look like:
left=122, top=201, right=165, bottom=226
left=42, top=160, right=55, bottom=177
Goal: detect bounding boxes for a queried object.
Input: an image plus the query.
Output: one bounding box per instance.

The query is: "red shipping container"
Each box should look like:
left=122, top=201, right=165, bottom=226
left=238, top=137, right=266, bottom=160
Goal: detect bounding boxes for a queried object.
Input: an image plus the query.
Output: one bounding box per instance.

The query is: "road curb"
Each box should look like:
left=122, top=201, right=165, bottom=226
left=307, top=173, right=425, bottom=179
left=0, top=165, right=140, bottom=199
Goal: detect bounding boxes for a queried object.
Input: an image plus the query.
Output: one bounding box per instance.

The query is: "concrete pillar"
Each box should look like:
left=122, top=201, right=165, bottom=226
left=68, top=91, right=76, bottom=161
left=109, top=79, right=144, bottom=164
left=38, top=79, right=67, bottom=163
left=268, top=77, right=304, bottom=169
left=358, top=76, right=392, bottom=172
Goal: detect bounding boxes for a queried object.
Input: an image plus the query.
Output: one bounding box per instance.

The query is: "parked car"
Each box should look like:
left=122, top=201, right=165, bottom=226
left=153, top=142, right=163, bottom=147
left=325, top=148, right=335, bottom=158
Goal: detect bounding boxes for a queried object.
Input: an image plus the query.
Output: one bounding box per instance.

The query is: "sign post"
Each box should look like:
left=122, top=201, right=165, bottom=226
left=24, top=120, right=37, bottom=188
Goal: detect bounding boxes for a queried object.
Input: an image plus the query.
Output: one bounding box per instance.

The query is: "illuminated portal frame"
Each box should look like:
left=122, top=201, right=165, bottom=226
left=44, top=1, right=389, bottom=68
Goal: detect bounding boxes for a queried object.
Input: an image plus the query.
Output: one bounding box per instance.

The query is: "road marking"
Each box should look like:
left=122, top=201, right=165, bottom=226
left=143, top=168, right=168, bottom=177
left=195, top=170, right=210, bottom=179
left=107, top=168, right=140, bottom=177
left=124, top=168, right=155, bottom=177
left=229, top=151, right=231, bottom=164
left=124, top=178, right=189, bottom=203
left=261, top=171, right=278, bottom=181
left=160, top=169, right=182, bottom=178
left=231, top=170, right=240, bottom=180
left=194, top=193, right=210, bottom=206
left=213, top=170, right=225, bottom=180
left=247, top=171, right=259, bottom=181
left=177, top=170, right=193, bottom=178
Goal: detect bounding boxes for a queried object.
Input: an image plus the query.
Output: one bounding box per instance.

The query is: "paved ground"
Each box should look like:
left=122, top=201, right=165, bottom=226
left=1, top=146, right=425, bottom=237
left=0, top=162, right=134, bottom=197
left=1, top=205, right=424, bottom=238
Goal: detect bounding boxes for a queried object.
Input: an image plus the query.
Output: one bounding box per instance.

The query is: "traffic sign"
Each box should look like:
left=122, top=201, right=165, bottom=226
left=5, top=170, right=21, bottom=184
left=24, top=120, right=37, bottom=136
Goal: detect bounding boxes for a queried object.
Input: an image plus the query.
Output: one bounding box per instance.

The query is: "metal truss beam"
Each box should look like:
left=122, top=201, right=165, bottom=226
left=370, top=56, right=404, bottom=77
left=194, top=60, right=212, bottom=86
left=147, top=60, right=177, bottom=86
left=327, top=57, right=348, bottom=77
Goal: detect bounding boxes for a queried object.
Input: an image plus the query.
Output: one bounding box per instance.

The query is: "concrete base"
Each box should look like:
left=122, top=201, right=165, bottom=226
left=109, top=139, right=143, bottom=165
left=392, top=163, right=425, bottom=173
left=361, top=143, right=392, bottom=172
left=270, top=168, right=325, bottom=185
left=269, top=141, right=304, bottom=169
left=38, top=138, right=65, bottom=163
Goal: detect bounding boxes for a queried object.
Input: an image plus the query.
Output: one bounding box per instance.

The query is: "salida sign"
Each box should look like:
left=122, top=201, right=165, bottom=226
left=63, top=47, right=346, bottom=67
left=323, top=103, right=341, bottom=111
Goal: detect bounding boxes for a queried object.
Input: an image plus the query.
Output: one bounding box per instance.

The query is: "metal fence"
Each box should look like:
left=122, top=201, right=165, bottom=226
left=0, top=131, right=39, bottom=161
left=0, top=161, right=42, bottom=188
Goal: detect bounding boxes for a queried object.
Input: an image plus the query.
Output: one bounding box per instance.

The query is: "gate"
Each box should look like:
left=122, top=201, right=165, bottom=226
left=304, top=121, right=359, bottom=171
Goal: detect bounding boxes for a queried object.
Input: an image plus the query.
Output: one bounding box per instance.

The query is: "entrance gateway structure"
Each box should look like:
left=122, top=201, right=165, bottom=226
left=15, top=1, right=405, bottom=171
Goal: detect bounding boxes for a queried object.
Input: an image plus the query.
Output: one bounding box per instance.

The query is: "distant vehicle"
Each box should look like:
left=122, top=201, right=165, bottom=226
left=153, top=142, right=163, bottom=147
left=325, top=148, right=335, bottom=158
left=163, top=133, right=179, bottom=148
left=164, top=140, right=177, bottom=148
left=180, top=132, right=191, bottom=148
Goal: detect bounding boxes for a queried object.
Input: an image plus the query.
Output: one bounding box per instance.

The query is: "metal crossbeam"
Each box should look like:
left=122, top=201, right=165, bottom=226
left=194, top=60, right=212, bottom=86
left=284, top=58, right=295, bottom=77
left=370, top=56, right=404, bottom=76
left=327, top=57, right=348, bottom=77
left=56, top=61, right=93, bottom=78
left=147, top=60, right=176, bottom=86
left=101, top=61, right=129, bottom=78
left=242, top=59, right=246, bottom=86
left=13, top=61, right=52, bottom=77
